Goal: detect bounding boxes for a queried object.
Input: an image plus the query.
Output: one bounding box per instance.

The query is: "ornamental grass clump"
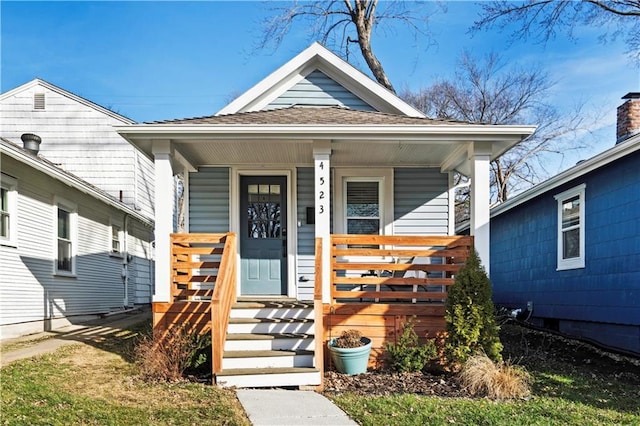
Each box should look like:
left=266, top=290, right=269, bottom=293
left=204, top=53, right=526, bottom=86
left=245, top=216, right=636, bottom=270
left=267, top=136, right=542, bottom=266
left=332, top=329, right=366, bottom=348
left=460, top=352, right=531, bottom=400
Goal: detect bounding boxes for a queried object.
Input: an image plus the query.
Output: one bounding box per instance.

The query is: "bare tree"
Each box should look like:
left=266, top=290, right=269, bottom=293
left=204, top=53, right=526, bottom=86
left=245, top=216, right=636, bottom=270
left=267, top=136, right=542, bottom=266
left=473, top=1, right=640, bottom=62
left=259, top=0, right=440, bottom=93
left=401, top=52, right=591, bottom=207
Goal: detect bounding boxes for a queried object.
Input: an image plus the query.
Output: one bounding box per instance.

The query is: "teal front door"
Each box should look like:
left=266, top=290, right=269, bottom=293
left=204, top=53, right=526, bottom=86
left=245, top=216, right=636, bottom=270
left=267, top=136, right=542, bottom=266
left=240, top=176, right=288, bottom=295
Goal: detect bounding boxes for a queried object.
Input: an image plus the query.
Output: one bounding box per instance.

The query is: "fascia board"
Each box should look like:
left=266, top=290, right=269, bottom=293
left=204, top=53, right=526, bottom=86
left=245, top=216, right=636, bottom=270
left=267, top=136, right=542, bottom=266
left=116, top=124, right=536, bottom=143
left=0, top=142, right=153, bottom=226
left=1, top=78, right=136, bottom=124
left=491, top=134, right=640, bottom=217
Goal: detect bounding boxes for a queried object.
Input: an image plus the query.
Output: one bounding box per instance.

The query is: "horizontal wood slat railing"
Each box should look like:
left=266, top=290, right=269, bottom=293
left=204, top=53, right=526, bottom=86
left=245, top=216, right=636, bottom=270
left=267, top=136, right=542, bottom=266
left=169, top=233, right=237, bottom=374
left=314, top=237, right=324, bottom=386
left=330, top=235, right=473, bottom=304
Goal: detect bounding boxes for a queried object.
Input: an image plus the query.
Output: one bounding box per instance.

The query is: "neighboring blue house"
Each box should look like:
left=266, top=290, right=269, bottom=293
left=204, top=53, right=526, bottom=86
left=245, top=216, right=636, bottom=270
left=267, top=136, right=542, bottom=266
left=490, top=93, right=640, bottom=355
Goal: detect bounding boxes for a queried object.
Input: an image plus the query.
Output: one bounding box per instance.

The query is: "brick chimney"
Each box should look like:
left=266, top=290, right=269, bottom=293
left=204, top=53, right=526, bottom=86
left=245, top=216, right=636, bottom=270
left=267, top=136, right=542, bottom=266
left=616, top=92, right=640, bottom=144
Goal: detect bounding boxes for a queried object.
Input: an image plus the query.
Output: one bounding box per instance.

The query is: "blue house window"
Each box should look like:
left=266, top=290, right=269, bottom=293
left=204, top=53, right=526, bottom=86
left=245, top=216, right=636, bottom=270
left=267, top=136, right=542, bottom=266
left=554, top=184, right=586, bottom=270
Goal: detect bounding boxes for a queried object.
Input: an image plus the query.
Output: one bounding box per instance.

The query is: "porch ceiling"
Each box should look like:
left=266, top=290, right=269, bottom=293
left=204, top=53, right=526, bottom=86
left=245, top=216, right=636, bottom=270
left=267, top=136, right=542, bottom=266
left=169, top=138, right=469, bottom=168
left=117, top=123, right=536, bottom=174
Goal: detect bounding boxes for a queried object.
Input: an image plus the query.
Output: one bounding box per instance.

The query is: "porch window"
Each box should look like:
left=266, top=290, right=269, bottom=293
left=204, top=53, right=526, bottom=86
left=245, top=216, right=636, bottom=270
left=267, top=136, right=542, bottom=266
left=345, top=180, right=381, bottom=235
left=554, top=184, right=585, bottom=270
left=55, top=199, right=77, bottom=275
left=1, top=174, right=17, bottom=245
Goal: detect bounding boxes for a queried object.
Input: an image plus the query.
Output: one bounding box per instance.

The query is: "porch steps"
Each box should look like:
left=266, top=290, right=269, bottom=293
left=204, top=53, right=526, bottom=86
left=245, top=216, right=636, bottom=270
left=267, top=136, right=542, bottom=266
left=216, top=299, right=321, bottom=388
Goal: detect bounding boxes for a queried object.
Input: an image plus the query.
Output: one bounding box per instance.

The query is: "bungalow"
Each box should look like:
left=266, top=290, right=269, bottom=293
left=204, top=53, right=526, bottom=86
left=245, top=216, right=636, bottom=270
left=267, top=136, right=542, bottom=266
left=490, top=93, right=640, bottom=355
left=117, top=42, right=535, bottom=387
left=0, top=137, right=154, bottom=339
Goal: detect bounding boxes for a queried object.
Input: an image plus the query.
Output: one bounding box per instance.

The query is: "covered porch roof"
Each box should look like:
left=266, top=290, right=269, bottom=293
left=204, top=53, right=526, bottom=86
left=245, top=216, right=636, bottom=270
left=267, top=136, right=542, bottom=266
left=116, top=106, right=536, bottom=175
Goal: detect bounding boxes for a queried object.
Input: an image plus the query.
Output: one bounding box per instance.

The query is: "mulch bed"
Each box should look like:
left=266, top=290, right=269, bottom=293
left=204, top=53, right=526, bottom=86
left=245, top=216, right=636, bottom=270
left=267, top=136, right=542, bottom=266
left=323, top=321, right=640, bottom=397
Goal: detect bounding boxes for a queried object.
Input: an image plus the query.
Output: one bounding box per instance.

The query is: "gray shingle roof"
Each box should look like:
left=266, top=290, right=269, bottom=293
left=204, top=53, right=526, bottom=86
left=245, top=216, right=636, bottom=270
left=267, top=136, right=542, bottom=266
left=147, top=106, right=477, bottom=126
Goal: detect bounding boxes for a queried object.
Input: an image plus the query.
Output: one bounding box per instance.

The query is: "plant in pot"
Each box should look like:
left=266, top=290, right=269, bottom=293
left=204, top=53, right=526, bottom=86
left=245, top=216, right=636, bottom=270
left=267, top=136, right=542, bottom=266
left=328, top=329, right=372, bottom=375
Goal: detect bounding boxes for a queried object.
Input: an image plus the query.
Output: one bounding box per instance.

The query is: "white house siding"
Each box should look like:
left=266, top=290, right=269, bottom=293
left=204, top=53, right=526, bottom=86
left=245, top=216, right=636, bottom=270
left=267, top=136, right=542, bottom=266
left=393, top=168, right=449, bottom=235
left=128, top=220, right=154, bottom=305
left=0, top=82, right=155, bottom=220
left=0, top=154, right=153, bottom=338
left=188, top=167, right=230, bottom=233
left=296, top=167, right=315, bottom=301
left=266, top=70, right=376, bottom=111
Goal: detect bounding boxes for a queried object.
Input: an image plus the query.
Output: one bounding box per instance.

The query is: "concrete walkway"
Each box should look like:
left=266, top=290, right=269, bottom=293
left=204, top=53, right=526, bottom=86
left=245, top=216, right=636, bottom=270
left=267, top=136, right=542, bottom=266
left=237, top=389, right=357, bottom=425
left=1, top=309, right=357, bottom=425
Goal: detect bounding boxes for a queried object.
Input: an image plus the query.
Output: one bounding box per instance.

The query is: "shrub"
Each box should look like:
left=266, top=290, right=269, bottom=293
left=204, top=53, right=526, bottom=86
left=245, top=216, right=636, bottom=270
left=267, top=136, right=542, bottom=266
left=386, top=318, right=437, bottom=372
left=460, top=353, right=531, bottom=400
left=134, top=325, right=206, bottom=382
left=332, top=329, right=366, bottom=348
left=445, top=248, right=503, bottom=367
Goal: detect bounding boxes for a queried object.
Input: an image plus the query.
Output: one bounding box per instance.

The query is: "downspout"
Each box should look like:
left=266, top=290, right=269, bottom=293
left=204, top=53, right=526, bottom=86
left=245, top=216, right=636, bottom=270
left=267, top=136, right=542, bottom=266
left=122, top=213, right=130, bottom=307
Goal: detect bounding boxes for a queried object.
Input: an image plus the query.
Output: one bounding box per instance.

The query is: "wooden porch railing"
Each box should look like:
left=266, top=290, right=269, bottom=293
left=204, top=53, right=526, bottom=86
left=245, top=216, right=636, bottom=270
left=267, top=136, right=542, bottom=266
left=314, top=237, right=324, bottom=386
left=330, top=235, right=474, bottom=304
left=170, top=232, right=237, bottom=374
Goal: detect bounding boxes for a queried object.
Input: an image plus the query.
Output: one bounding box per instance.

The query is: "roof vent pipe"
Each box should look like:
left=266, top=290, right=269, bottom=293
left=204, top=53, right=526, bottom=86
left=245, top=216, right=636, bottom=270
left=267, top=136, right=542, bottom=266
left=21, top=133, right=42, bottom=155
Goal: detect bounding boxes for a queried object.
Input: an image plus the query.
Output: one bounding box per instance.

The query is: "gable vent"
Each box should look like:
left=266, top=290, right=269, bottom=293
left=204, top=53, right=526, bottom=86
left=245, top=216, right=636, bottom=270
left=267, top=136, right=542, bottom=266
left=34, top=93, right=45, bottom=110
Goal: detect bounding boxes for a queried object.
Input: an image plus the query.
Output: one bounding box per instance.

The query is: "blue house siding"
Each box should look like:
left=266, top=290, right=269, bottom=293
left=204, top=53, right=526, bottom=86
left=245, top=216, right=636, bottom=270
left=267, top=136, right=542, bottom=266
left=266, top=70, right=376, bottom=111
left=491, top=150, right=640, bottom=354
left=393, top=168, right=449, bottom=235
left=296, top=167, right=315, bottom=300
left=188, top=167, right=230, bottom=233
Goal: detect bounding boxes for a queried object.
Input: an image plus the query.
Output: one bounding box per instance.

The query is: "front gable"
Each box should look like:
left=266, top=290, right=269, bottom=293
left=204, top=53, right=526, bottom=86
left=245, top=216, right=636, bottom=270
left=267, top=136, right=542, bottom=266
left=217, top=42, right=424, bottom=117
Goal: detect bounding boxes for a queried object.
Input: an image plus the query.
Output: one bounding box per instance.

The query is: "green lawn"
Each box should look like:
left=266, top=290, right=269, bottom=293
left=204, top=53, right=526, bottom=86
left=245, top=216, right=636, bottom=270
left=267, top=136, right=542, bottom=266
left=1, top=323, right=250, bottom=426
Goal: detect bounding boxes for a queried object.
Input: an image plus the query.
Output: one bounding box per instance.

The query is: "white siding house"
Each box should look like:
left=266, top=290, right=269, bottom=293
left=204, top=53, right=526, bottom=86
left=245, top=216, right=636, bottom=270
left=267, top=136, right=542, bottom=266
left=0, top=138, right=154, bottom=340
left=0, top=79, right=155, bottom=220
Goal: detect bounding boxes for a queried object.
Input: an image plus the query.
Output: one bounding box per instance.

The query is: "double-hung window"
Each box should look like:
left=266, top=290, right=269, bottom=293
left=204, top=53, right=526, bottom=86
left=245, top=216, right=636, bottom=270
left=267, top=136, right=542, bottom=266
left=1, top=174, right=17, bottom=246
left=110, top=222, right=123, bottom=256
left=554, top=184, right=585, bottom=270
left=345, top=180, right=381, bottom=235
left=55, top=199, right=77, bottom=275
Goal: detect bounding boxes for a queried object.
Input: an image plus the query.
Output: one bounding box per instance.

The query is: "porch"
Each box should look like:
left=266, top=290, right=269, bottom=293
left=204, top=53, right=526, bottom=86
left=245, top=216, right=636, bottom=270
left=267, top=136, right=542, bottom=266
left=152, top=232, right=473, bottom=387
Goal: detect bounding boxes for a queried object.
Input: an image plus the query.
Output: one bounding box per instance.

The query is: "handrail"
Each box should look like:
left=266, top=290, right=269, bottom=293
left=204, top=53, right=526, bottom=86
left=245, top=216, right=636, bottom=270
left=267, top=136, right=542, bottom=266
left=211, top=233, right=237, bottom=374
left=329, top=235, right=473, bottom=304
left=168, top=233, right=237, bottom=374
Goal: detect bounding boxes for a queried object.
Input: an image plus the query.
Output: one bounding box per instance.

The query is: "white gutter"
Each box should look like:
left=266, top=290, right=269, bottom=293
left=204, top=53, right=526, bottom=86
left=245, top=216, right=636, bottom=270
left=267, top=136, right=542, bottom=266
left=1, top=141, right=153, bottom=227
left=116, top=124, right=536, bottom=141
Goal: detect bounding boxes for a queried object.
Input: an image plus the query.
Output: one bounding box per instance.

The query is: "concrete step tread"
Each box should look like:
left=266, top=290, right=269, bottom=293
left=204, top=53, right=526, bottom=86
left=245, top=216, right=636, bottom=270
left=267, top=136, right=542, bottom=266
left=224, top=349, right=314, bottom=358
left=226, top=333, right=314, bottom=340
left=229, top=317, right=313, bottom=324
left=217, top=367, right=320, bottom=377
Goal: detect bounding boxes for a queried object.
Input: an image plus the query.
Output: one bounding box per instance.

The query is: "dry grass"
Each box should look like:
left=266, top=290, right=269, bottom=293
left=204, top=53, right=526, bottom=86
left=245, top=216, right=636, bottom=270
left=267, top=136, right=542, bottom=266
left=134, top=327, right=199, bottom=382
left=459, top=352, right=531, bottom=400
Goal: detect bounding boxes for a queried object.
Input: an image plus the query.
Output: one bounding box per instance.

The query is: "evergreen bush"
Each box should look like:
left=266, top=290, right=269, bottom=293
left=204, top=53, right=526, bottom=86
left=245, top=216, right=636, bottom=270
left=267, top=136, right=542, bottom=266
left=445, top=248, right=503, bottom=367
left=385, top=317, right=437, bottom=372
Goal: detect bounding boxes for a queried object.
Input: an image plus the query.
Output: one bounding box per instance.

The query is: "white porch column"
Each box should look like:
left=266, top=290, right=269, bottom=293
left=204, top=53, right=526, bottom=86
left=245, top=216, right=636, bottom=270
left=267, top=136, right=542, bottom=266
left=313, top=141, right=332, bottom=303
left=469, top=142, right=492, bottom=275
left=152, top=141, right=174, bottom=303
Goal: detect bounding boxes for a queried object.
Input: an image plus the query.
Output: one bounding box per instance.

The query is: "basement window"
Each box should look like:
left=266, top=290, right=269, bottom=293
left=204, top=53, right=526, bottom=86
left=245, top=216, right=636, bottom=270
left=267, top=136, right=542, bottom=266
left=34, top=93, right=45, bottom=110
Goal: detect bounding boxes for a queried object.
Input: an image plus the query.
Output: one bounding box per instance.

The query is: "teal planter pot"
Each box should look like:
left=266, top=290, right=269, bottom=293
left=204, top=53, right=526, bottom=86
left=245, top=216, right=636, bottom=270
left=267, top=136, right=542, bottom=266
left=328, top=337, right=372, bottom=375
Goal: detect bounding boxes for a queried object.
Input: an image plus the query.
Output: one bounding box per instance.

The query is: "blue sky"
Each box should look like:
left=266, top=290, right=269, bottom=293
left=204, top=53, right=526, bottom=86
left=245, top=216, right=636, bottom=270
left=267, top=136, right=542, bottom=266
left=2, top=1, right=639, bottom=171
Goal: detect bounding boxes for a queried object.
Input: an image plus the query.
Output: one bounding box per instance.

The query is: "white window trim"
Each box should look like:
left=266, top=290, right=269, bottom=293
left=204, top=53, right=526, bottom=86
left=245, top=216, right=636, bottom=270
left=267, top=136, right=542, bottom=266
left=53, top=196, right=78, bottom=277
left=109, top=218, right=124, bottom=258
left=334, top=168, right=393, bottom=236
left=1, top=174, right=18, bottom=247
left=554, top=184, right=586, bottom=270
